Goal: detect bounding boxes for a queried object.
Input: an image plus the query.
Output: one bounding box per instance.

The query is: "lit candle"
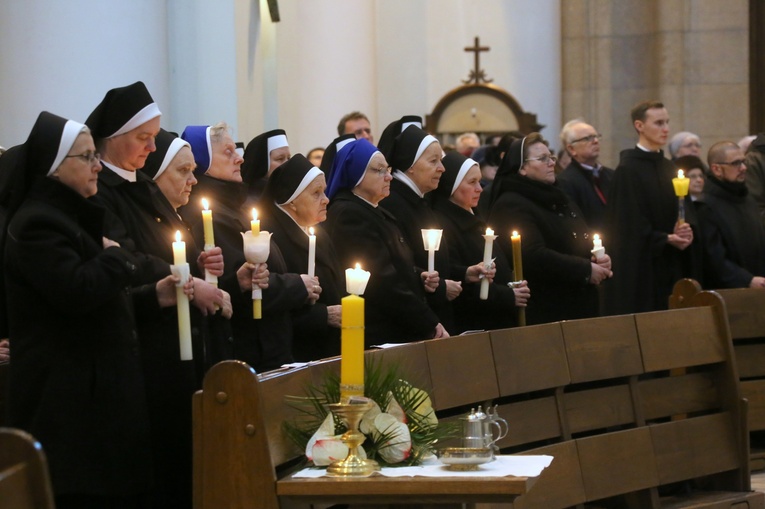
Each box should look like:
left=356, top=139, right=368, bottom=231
left=672, top=169, right=690, bottom=224
left=201, top=198, right=215, bottom=247
left=251, top=208, right=260, bottom=235
left=307, top=226, right=316, bottom=278
left=201, top=198, right=218, bottom=286
left=421, top=229, right=443, bottom=273
left=242, top=229, right=272, bottom=319
left=511, top=231, right=523, bottom=281
left=591, top=233, right=606, bottom=261
left=172, top=230, right=193, bottom=360
left=172, top=229, right=186, bottom=265
left=341, top=263, right=371, bottom=402
left=480, top=227, right=497, bottom=300
left=511, top=231, right=525, bottom=327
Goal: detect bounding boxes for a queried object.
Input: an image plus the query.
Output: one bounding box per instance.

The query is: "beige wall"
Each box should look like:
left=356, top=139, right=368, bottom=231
left=562, top=0, right=749, bottom=168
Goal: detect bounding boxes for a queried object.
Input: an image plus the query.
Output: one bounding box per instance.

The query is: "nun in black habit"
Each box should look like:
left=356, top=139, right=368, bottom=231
left=2, top=112, right=154, bottom=508
left=261, top=154, right=344, bottom=361
left=432, top=152, right=530, bottom=333
left=325, top=138, right=447, bottom=345
left=381, top=124, right=458, bottom=333
left=319, top=133, right=356, bottom=178
left=179, top=124, right=311, bottom=372
left=487, top=134, right=612, bottom=325
left=86, top=84, right=226, bottom=509
left=240, top=128, right=291, bottom=208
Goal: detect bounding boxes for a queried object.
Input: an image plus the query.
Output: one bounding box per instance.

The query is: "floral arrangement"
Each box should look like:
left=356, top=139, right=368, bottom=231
left=284, top=361, right=458, bottom=467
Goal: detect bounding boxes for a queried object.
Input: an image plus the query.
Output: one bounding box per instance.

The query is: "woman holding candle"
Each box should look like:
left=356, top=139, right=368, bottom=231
left=381, top=124, right=459, bottom=333
left=261, top=154, right=344, bottom=362
left=326, top=138, right=448, bottom=345
left=488, top=134, right=612, bottom=325
left=433, top=151, right=530, bottom=333
left=180, top=123, right=311, bottom=372
left=0, top=111, right=182, bottom=506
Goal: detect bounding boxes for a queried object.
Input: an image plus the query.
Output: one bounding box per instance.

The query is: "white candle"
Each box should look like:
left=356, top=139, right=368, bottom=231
left=308, top=226, right=316, bottom=278
left=421, top=229, right=443, bottom=273
left=171, top=231, right=192, bottom=360
left=173, top=230, right=186, bottom=265
left=480, top=227, right=497, bottom=300
left=345, top=263, right=371, bottom=296
left=201, top=198, right=218, bottom=285
left=593, top=234, right=602, bottom=250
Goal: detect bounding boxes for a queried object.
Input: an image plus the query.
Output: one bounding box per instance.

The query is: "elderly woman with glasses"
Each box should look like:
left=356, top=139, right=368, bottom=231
left=325, top=138, right=448, bottom=346
left=488, top=133, right=612, bottom=325
left=0, top=112, right=194, bottom=507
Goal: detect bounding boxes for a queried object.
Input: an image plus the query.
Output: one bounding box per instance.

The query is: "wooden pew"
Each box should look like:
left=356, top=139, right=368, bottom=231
left=193, top=290, right=763, bottom=509
left=0, top=427, right=55, bottom=509
left=672, top=279, right=765, bottom=470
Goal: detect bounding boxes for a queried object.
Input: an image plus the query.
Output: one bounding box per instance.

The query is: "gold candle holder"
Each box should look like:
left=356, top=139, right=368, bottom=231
left=326, top=400, right=380, bottom=477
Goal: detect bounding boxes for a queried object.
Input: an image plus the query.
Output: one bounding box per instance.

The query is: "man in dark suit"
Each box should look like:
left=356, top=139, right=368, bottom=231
left=556, top=119, right=614, bottom=231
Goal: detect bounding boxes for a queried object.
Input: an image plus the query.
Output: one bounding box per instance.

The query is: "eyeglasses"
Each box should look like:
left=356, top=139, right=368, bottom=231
left=65, top=151, right=100, bottom=164
left=570, top=133, right=602, bottom=144
left=716, top=160, right=746, bottom=167
left=368, top=166, right=392, bottom=177
left=525, top=154, right=557, bottom=165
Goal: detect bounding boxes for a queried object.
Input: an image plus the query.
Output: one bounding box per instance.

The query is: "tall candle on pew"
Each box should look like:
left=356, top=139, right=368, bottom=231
left=421, top=229, right=443, bottom=273
left=172, top=230, right=193, bottom=360
left=201, top=198, right=218, bottom=286
left=340, top=263, right=371, bottom=403
left=511, top=231, right=526, bottom=327
left=307, top=226, right=316, bottom=278
left=480, top=227, right=497, bottom=300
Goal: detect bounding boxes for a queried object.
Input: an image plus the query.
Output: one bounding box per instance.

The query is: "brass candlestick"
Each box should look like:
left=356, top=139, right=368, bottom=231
left=326, top=400, right=380, bottom=477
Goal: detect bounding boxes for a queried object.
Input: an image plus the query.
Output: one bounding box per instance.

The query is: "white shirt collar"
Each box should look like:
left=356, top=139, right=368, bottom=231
left=102, top=160, right=137, bottom=182
left=393, top=170, right=424, bottom=198
left=352, top=191, right=379, bottom=208
left=637, top=143, right=660, bottom=153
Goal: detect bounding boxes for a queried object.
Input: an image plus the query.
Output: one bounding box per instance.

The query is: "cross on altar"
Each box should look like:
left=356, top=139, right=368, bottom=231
left=463, top=36, right=493, bottom=84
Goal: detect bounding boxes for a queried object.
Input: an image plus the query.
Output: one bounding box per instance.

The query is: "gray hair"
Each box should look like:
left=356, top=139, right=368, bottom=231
left=209, top=121, right=233, bottom=144
left=669, top=131, right=700, bottom=158
left=559, top=118, right=587, bottom=150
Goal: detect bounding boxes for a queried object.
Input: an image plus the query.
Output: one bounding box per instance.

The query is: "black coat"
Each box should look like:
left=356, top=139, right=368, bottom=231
left=380, top=178, right=454, bottom=332
left=604, top=148, right=702, bottom=314
left=180, top=174, right=308, bottom=372
left=556, top=159, right=614, bottom=231
left=325, top=190, right=439, bottom=346
left=697, top=176, right=765, bottom=288
left=5, top=178, right=152, bottom=497
left=433, top=198, right=518, bottom=333
left=91, top=166, right=202, bottom=509
left=488, top=174, right=598, bottom=325
left=261, top=206, right=343, bottom=362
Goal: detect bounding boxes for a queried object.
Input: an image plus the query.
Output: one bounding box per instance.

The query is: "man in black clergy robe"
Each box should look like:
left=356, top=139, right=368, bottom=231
left=604, top=100, right=701, bottom=315
left=697, top=141, right=765, bottom=289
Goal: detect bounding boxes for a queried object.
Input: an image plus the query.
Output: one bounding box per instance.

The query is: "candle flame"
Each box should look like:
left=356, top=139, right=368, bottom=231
left=175, top=230, right=182, bottom=242
left=355, top=263, right=361, bottom=270
left=309, top=226, right=315, bottom=236
left=594, top=234, right=600, bottom=241
left=486, top=227, right=494, bottom=236
left=678, top=169, right=685, bottom=179
left=512, top=230, right=519, bottom=237
left=252, top=208, right=258, bottom=221
left=202, top=197, right=209, bottom=211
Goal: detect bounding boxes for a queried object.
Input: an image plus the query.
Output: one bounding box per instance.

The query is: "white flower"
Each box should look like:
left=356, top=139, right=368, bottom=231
left=306, top=413, right=367, bottom=466
left=409, top=387, right=438, bottom=428
left=373, top=413, right=412, bottom=463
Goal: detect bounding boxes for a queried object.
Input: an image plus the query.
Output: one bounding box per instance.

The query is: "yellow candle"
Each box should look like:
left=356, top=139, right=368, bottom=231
left=672, top=169, right=690, bottom=197
left=251, top=208, right=260, bottom=235
left=201, top=198, right=215, bottom=247
left=173, top=230, right=186, bottom=265
left=511, top=231, right=523, bottom=280
left=340, top=294, right=365, bottom=402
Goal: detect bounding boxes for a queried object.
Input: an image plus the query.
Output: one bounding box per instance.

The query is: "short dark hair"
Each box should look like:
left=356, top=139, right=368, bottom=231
left=707, top=140, right=738, bottom=167
left=337, top=111, right=369, bottom=136
left=631, top=100, right=665, bottom=123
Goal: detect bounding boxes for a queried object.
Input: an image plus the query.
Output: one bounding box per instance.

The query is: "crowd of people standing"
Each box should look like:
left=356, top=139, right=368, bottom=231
left=1, top=83, right=763, bottom=508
